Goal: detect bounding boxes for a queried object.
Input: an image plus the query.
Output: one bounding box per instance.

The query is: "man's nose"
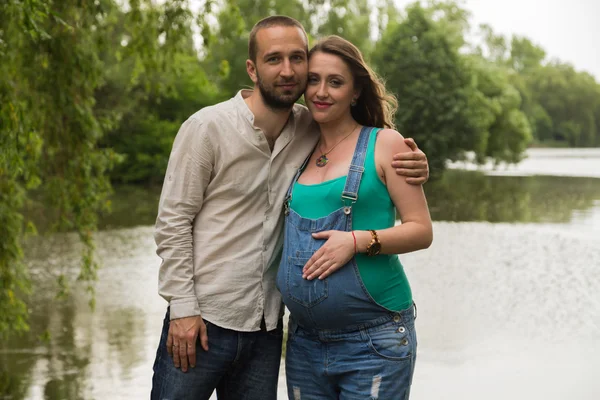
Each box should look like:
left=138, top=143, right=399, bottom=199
left=280, top=59, right=294, bottom=78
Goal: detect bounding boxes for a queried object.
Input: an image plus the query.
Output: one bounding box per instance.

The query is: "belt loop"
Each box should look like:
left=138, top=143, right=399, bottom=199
left=358, top=325, right=370, bottom=342
left=413, top=301, right=418, bottom=320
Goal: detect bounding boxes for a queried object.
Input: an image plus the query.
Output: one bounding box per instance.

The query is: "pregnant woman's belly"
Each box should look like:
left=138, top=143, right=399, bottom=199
left=276, top=252, right=388, bottom=330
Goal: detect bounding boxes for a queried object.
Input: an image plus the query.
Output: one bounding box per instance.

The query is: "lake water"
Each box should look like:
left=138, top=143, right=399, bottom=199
left=1, top=148, right=599, bottom=400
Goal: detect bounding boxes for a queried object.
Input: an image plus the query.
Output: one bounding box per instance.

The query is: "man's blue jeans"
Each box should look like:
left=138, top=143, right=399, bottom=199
left=151, top=310, right=283, bottom=400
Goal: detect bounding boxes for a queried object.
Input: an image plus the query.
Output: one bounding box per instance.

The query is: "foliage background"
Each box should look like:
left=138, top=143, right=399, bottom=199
left=1, top=0, right=599, bottom=337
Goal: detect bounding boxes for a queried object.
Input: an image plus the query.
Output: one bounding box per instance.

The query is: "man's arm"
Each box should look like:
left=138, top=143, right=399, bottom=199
left=154, top=117, right=213, bottom=372
left=392, top=138, right=429, bottom=185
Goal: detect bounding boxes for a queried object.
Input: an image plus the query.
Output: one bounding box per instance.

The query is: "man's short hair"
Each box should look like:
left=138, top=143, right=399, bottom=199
left=248, top=15, right=308, bottom=62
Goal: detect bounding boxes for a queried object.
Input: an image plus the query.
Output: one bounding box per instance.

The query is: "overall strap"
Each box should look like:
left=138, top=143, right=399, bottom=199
left=284, top=143, right=316, bottom=214
left=341, top=126, right=375, bottom=206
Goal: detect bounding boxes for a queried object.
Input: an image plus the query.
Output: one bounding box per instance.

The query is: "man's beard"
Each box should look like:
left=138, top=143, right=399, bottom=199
left=256, top=72, right=303, bottom=110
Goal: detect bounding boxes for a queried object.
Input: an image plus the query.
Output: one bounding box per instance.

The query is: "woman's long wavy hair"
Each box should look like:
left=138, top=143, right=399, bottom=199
left=308, top=35, right=398, bottom=129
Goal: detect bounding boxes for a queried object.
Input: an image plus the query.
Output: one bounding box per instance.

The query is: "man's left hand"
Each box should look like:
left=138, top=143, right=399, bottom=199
left=391, top=138, right=429, bottom=185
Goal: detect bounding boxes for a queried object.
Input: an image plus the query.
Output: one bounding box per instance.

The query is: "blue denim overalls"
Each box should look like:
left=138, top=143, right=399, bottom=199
left=276, top=126, right=417, bottom=399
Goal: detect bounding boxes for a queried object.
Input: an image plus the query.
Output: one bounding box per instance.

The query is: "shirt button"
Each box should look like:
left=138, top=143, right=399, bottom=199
left=263, top=245, right=268, bottom=251
left=265, top=216, right=269, bottom=221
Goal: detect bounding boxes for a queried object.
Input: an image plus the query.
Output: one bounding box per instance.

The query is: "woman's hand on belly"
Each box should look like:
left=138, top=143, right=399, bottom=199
left=303, top=230, right=355, bottom=280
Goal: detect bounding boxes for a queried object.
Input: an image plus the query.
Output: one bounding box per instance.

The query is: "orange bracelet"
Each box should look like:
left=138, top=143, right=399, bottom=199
left=351, top=231, right=357, bottom=254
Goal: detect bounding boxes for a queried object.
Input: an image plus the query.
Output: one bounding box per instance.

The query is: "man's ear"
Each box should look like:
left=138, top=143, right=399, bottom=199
left=246, top=59, right=258, bottom=84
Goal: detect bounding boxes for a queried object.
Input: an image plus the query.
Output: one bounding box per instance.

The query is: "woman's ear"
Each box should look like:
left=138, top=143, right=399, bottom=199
left=353, top=87, right=362, bottom=103
left=352, top=91, right=361, bottom=106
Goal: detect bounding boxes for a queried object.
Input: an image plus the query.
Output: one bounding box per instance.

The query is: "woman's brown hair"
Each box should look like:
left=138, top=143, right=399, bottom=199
left=309, top=35, right=398, bottom=129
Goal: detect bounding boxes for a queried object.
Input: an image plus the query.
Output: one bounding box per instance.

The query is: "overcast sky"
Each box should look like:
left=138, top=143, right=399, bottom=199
left=394, top=0, right=600, bottom=79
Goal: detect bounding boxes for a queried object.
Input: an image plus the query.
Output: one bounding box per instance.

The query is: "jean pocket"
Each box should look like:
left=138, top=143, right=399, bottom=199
left=366, top=323, right=414, bottom=361
left=286, top=256, right=328, bottom=307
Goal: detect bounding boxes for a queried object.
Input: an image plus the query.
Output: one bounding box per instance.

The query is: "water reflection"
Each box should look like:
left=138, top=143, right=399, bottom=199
left=100, top=171, right=600, bottom=229
left=2, top=149, right=600, bottom=399
left=0, top=368, right=29, bottom=400
left=1, top=284, right=90, bottom=400
left=103, top=308, right=147, bottom=376
left=426, top=170, right=600, bottom=225
left=0, top=232, right=156, bottom=400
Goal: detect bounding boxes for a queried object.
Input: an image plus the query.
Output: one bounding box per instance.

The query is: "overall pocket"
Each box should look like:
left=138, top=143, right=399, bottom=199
left=366, top=321, right=414, bottom=361
left=286, top=253, right=328, bottom=307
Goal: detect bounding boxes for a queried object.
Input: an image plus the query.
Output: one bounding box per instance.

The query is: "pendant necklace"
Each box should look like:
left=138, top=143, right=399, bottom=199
left=315, top=124, right=358, bottom=167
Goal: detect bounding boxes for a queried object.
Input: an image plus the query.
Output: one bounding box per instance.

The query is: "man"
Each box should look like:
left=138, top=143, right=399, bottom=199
left=151, top=15, right=429, bottom=400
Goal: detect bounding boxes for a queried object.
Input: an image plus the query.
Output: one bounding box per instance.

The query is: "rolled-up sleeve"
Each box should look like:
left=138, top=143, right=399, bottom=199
left=154, top=117, right=213, bottom=320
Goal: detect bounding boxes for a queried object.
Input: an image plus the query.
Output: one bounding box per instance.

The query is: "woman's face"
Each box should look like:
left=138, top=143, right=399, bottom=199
left=305, top=51, right=358, bottom=124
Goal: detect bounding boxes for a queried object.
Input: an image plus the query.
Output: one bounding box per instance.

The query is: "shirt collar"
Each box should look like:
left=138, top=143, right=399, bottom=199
left=233, top=89, right=297, bottom=137
left=233, top=90, right=257, bottom=128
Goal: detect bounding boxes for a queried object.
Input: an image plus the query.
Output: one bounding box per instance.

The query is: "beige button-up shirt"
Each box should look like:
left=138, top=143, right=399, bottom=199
left=154, top=90, right=318, bottom=331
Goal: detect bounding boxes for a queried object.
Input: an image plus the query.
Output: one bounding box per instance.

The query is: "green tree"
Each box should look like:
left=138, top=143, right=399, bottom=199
left=0, top=0, right=198, bottom=338
left=315, top=0, right=373, bottom=55
left=97, top=2, right=223, bottom=184
left=468, top=57, right=532, bottom=163
left=528, top=63, right=600, bottom=146
left=509, top=36, right=546, bottom=73
left=1, top=0, right=114, bottom=338
left=373, top=2, right=532, bottom=175
left=373, top=2, right=487, bottom=176
left=474, top=23, right=600, bottom=147
left=104, top=52, right=224, bottom=184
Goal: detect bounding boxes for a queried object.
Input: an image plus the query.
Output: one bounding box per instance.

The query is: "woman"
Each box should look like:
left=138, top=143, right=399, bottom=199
left=276, top=35, right=433, bottom=399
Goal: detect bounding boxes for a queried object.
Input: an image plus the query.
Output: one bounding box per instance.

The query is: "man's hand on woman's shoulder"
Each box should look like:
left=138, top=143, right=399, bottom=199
left=391, top=137, right=429, bottom=185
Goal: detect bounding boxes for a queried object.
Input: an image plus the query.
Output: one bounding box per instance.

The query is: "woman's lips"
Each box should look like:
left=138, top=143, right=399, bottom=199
left=312, top=102, right=332, bottom=110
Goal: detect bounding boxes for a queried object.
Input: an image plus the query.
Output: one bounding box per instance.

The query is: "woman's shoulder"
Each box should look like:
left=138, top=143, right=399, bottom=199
left=373, top=128, right=410, bottom=152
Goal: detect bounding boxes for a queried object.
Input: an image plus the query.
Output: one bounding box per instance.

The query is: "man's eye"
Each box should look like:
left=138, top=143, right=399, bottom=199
left=267, top=57, right=279, bottom=63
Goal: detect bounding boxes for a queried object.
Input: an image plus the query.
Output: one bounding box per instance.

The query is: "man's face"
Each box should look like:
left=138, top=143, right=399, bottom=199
left=250, top=26, right=308, bottom=110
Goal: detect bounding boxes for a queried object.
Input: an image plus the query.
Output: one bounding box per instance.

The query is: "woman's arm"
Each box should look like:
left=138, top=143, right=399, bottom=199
left=302, top=129, right=432, bottom=280
left=354, top=129, right=433, bottom=254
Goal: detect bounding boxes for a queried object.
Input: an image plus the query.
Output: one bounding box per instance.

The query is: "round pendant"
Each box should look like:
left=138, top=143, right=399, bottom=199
left=316, top=155, right=328, bottom=167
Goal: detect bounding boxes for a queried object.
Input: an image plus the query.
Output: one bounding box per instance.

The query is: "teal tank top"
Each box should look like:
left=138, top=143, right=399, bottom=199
left=290, top=129, right=413, bottom=311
